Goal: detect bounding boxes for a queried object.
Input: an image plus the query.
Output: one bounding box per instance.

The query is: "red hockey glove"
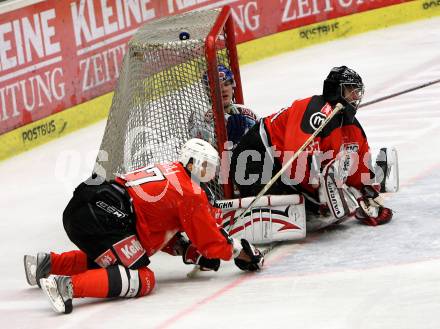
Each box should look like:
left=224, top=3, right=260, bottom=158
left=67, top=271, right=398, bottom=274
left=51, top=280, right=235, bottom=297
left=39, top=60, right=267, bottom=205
left=356, top=185, right=393, bottom=226
left=355, top=206, right=393, bottom=226
left=183, top=245, right=220, bottom=271
left=233, top=239, right=264, bottom=272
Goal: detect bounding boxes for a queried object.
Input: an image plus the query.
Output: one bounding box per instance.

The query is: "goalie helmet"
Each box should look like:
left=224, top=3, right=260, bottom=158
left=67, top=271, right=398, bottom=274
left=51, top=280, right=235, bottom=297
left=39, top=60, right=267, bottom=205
left=179, top=138, right=220, bottom=182
left=323, top=66, right=364, bottom=120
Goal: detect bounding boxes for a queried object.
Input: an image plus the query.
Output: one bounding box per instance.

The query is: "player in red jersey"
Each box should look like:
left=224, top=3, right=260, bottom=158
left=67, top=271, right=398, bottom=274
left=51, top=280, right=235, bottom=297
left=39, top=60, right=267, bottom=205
left=24, top=138, right=263, bottom=314
left=230, top=66, right=393, bottom=227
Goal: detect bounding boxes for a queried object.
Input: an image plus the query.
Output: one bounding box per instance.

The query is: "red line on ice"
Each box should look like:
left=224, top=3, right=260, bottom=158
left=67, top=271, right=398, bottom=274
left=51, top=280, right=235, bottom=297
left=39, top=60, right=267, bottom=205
left=154, top=274, right=249, bottom=329
left=153, top=249, right=291, bottom=329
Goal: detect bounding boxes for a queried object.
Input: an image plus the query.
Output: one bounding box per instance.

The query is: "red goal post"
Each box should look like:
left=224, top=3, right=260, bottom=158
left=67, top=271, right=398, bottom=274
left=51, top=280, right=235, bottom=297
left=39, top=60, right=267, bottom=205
left=205, top=6, right=243, bottom=198
left=95, top=6, right=241, bottom=200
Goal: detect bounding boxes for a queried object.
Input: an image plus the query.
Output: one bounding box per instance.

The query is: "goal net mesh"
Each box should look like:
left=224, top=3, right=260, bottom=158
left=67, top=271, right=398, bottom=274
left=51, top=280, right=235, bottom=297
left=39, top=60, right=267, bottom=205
left=95, top=9, right=232, bottom=199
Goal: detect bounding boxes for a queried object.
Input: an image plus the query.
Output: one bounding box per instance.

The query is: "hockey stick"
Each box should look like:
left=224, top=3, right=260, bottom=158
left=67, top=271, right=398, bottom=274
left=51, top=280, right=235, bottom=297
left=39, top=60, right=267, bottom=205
left=239, top=78, right=440, bottom=256
left=189, top=77, right=438, bottom=279
left=222, top=103, right=343, bottom=264
left=224, top=78, right=440, bottom=223
left=245, top=78, right=440, bottom=254
left=260, top=241, right=281, bottom=257
left=230, top=102, right=344, bottom=230
left=187, top=265, right=202, bottom=278
left=186, top=243, right=280, bottom=278
left=360, top=78, right=440, bottom=108
left=187, top=103, right=343, bottom=279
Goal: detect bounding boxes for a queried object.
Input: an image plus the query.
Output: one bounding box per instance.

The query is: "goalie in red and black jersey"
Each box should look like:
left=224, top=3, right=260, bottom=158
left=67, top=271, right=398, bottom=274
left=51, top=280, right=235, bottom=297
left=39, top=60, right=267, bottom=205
left=24, top=139, right=263, bottom=314
left=230, top=66, right=394, bottom=230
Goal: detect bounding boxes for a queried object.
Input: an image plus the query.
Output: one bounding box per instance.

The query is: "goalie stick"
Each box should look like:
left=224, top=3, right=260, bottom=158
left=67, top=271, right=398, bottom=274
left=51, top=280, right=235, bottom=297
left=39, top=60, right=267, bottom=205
left=360, top=78, right=440, bottom=108
left=229, top=102, right=344, bottom=232
left=260, top=241, right=281, bottom=257
left=187, top=103, right=344, bottom=278
left=186, top=242, right=280, bottom=278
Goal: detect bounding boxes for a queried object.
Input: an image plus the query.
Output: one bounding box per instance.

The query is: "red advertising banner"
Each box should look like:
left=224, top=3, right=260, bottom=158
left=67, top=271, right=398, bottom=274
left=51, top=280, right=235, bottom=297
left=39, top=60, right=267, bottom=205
left=0, top=0, right=411, bottom=135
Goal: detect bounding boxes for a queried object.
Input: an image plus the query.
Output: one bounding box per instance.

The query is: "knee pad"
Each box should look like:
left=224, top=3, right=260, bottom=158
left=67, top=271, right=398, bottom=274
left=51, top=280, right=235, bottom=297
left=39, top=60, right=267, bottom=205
left=106, top=265, right=155, bottom=298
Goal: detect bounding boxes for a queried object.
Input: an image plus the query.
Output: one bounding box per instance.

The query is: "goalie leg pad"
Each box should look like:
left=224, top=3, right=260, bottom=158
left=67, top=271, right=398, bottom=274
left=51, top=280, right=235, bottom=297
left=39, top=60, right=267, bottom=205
left=320, top=160, right=359, bottom=220
left=219, top=195, right=306, bottom=244
left=306, top=186, right=359, bottom=231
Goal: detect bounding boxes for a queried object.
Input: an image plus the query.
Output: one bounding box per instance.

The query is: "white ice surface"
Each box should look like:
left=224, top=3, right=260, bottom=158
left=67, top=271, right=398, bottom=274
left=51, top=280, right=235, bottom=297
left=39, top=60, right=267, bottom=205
left=1, top=17, right=440, bottom=329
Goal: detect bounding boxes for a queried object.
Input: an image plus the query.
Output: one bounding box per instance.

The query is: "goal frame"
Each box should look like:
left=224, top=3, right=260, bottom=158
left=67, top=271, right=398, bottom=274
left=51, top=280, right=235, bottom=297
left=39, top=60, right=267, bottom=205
left=205, top=6, right=243, bottom=198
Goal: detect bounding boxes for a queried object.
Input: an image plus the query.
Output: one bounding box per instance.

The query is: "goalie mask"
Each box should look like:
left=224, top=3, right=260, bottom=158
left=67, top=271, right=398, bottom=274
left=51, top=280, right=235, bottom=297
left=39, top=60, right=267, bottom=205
left=179, top=138, right=220, bottom=183
left=323, top=66, right=364, bottom=121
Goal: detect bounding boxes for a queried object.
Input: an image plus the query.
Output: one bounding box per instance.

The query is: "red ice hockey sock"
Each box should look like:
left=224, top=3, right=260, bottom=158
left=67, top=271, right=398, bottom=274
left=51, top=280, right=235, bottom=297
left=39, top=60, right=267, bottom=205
left=71, top=265, right=155, bottom=298
left=50, top=250, right=89, bottom=275
left=71, top=268, right=109, bottom=298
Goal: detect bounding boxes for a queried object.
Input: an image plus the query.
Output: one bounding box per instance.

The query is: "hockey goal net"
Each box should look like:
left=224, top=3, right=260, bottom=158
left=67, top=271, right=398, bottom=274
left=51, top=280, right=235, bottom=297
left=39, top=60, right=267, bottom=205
left=95, top=7, right=242, bottom=199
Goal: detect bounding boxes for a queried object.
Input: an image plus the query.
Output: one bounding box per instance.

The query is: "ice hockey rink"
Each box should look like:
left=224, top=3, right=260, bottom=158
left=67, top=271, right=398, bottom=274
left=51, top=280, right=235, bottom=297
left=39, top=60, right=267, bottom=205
left=1, top=16, right=440, bottom=329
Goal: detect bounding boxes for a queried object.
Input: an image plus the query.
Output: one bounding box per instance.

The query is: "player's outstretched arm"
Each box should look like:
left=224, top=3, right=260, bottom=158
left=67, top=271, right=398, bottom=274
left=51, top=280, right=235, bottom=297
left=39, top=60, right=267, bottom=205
left=162, top=233, right=220, bottom=271
left=183, top=244, right=220, bottom=271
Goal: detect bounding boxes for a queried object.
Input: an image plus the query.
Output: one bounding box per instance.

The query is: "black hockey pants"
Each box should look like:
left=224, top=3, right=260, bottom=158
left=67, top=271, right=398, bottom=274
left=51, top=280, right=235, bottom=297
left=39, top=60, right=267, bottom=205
left=62, top=178, right=149, bottom=269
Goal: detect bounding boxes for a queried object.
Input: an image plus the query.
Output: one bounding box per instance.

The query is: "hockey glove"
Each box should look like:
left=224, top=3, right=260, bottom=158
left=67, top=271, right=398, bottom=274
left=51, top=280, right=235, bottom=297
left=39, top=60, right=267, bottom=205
left=355, top=185, right=393, bottom=226
left=226, top=114, right=248, bottom=145
left=234, top=239, right=264, bottom=272
left=183, top=244, right=220, bottom=271
left=161, top=233, right=189, bottom=256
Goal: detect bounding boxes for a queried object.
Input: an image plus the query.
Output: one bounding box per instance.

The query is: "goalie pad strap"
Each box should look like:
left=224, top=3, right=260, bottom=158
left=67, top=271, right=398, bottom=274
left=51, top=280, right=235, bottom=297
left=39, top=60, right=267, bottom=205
left=215, top=194, right=303, bottom=211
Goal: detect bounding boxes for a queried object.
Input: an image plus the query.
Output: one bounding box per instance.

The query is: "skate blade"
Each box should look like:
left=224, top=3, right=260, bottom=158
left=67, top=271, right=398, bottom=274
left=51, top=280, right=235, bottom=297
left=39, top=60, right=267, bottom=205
left=23, top=255, right=37, bottom=286
left=40, top=277, right=66, bottom=314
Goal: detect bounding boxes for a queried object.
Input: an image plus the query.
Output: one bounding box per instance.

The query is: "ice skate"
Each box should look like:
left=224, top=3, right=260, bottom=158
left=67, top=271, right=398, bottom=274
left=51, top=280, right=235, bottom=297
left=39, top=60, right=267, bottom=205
left=40, top=275, right=73, bottom=314
left=24, top=252, right=51, bottom=287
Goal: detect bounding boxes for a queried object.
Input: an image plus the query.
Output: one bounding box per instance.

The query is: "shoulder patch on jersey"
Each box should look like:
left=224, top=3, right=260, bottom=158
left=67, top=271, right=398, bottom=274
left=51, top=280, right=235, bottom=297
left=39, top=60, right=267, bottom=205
left=301, top=96, right=333, bottom=134
left=309, top=112, right=327, bottom=130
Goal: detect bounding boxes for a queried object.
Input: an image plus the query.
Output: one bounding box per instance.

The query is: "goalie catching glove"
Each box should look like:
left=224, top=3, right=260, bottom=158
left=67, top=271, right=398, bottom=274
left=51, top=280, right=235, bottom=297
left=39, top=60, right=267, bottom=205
left=233, top=239, right=264, bottom=272
left=355, top=185, right=393, bottom=226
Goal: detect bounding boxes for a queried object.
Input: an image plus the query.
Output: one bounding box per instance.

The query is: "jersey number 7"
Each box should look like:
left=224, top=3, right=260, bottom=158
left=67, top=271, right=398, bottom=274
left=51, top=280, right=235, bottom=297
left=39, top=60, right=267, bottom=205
left=123, top=165, right=166, bottom=187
